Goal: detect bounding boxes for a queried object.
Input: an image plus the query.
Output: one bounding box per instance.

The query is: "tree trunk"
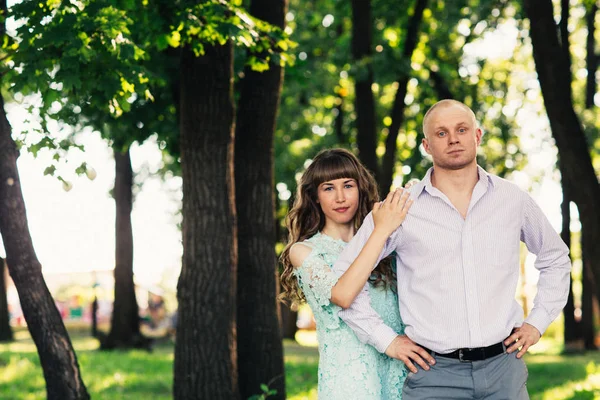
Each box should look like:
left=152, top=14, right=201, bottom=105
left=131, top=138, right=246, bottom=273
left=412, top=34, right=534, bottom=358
left=524, top=0, right=600, bottom=308
left=235, top=0, right=287, bottom=398
left=0, top=257, right=12, bottom=342
left=280, top=303, right=298, bottom=340
left=351, top=0, right=379, bottom=177
left=0, top=88, right=89, bottom=400
left=102, top=148, right=144, bottom=350
left=379, top=0, right=428, bottom=193
left=581, top=1, right=599, bottom=350
left=585, top=1, right=598, bottom=109
left=560, top=161, right=581, bottom=349
left=174, top=41, right=239, bottom=400
left=581, top=225, right=597, bottom=350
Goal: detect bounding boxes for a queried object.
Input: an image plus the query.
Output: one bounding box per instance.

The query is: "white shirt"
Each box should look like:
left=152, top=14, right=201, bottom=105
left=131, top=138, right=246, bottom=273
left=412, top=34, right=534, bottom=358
left=333, top=166, right=571, bottom=354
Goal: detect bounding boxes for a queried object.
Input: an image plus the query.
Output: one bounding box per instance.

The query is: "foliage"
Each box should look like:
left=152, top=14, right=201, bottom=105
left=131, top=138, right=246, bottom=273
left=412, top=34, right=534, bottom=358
left=5, top=0, right=294, bottom=174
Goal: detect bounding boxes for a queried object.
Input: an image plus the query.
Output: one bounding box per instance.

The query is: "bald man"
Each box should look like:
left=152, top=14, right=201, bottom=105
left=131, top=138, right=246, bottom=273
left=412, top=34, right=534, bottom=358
left=334, top=100, right=571, bottom=399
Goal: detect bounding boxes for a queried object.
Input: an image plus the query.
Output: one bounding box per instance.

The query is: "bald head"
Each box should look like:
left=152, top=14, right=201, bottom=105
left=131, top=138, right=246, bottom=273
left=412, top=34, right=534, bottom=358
left=423, top=100, right=477, bottom=138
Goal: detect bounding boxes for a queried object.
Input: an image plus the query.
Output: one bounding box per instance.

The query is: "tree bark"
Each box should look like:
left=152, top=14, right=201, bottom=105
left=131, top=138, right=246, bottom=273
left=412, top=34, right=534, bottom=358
left=102, top=148, right=144, bottom=350
left=524, top=0, right=600, bottom=309
left=235, top=0, right=287, bottom=398
left=0, top=85, right=89, bottom=400
left=560, top=161, right=581, bottom=349
left=379, top=0, right=428, bottom=193
left=0, top=257, right=12, bottom=342
left=279, top=303, right=298, bottom=340
left=581, top=225, right=597, bottom=349
left=585, top=1, right=598, bottom=109
left=351, top=0, right=379, bottom=177
left=174, top=41, right=239, bottom=400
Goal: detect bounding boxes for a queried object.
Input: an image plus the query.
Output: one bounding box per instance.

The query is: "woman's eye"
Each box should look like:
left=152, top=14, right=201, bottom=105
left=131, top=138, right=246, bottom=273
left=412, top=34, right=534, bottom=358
left=345, top=184, right=354, bottom=189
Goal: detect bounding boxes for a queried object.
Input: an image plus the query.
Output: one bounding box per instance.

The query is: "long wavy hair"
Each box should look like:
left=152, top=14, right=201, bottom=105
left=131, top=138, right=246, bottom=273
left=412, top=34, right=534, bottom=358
left=279, top=148, right=395, bottom=308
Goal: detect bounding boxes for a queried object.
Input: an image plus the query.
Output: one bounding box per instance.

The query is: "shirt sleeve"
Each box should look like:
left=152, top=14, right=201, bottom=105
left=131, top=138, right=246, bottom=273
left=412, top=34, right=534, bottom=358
left=333, top=212, right=403, bottom=353
left=520, top=194, right=571, bottom=335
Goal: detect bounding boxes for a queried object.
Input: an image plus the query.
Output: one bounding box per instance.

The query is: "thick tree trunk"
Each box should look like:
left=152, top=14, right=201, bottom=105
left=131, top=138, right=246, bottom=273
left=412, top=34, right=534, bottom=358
left=174, top=41, right=239, bottom=400
left=0, top=257, right=12, bottom=342
left=0, top=93, right=89, bottom=399
left=379, top=0, right=428, bottom=193
left=351, top=0, right=379, bottom=177
left=235, top=0, right=287, bottom=398
left=524, top=0, right=600, bottom=309
left=102, top=148, right=144, bottom=350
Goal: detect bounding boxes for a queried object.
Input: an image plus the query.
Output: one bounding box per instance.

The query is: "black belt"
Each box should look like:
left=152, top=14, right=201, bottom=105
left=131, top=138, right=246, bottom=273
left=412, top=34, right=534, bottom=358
left=422, top=342, right=505, bottom=362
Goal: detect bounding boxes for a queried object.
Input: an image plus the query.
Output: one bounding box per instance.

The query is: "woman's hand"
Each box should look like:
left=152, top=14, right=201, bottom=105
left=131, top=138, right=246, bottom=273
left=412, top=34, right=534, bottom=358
left=372, top=189, right=413, bottom=238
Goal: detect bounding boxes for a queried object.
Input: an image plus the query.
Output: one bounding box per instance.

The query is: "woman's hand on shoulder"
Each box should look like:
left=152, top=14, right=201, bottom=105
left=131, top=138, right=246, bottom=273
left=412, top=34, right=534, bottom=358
left=289, top=243, right=314, bottom=269
left=372, top=188, right=413, bottom=237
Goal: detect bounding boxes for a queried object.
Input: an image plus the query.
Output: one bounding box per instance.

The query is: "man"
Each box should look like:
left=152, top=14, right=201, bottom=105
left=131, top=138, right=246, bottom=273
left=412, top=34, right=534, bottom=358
left=333, top=99, right=571, bottom=399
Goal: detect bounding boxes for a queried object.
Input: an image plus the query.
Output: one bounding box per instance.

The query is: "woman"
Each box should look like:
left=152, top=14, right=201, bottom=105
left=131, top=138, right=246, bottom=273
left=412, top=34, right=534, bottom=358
left=280, top=148, right=412, bottom=399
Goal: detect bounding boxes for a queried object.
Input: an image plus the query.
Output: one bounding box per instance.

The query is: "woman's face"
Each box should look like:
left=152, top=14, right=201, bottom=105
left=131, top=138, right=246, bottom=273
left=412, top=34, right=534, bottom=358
left=316, top=177, right=359, bottom=227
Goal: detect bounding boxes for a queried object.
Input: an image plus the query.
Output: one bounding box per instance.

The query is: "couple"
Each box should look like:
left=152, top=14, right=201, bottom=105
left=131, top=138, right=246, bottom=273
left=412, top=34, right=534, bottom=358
left=280, top=99, right=571, bottom=399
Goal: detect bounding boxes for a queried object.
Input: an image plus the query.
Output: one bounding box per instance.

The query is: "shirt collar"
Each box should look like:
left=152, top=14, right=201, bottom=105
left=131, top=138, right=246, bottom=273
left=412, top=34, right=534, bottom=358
left=410, top=165, right=495, bottom=198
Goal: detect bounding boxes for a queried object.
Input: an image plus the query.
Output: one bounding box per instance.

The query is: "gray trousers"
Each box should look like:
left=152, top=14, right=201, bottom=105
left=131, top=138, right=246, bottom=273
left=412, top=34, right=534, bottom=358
left=402, top=350, right=529, bottom=399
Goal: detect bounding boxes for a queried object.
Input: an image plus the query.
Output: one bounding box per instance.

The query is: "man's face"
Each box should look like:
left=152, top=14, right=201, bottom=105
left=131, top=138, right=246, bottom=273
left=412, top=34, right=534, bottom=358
left=422, top=104, right=482, bottom=171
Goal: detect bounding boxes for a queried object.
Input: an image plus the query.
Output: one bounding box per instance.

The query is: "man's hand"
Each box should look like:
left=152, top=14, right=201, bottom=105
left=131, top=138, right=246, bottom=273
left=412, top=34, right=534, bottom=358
left=504, top=323, right=541, bottom=358
left=384, top=335, right=435, bottom=373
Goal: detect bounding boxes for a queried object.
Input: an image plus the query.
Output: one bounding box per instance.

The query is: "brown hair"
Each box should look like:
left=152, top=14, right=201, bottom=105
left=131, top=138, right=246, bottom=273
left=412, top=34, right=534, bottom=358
left=279, top=148, right=395, bottom=307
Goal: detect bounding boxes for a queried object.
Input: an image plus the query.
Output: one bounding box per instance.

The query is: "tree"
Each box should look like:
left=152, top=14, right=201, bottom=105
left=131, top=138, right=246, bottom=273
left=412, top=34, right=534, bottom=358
left=524, top=0, right=600, bottom=330
left=0, top=257, right=12, bottom=342
left=0, top=0, right=90, bottom=397
left=102, top=147, right=147, bottom=349
left=235, top=0, right=288, bottom=397
left=174, top=41, right=238, bottom=400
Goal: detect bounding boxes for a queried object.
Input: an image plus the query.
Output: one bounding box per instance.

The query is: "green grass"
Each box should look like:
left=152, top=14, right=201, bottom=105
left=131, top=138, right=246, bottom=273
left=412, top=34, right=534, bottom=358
left=0, top=328, right=599, bottom=399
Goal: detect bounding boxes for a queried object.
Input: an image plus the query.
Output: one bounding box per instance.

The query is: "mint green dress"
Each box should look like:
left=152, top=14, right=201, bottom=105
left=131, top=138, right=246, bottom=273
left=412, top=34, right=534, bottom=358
left=293, top=232, right=407, bottom=399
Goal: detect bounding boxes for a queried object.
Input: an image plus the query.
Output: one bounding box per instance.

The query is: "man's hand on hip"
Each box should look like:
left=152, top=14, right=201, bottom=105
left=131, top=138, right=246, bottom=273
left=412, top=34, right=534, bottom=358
left=384, top=335, right=436, bottom=373
left=504, top=323, right=541, bottom=358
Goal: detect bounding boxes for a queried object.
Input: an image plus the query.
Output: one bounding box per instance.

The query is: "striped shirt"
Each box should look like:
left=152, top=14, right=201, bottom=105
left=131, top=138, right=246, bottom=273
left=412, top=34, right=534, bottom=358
left=333, top=166, right=571, bottom=354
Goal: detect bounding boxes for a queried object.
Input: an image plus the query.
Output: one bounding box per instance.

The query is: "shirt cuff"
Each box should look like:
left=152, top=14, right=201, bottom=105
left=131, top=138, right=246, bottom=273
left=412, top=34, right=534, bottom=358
left=369, top=323, right=399, bottom=353
left=524, top=308, right=552, bottom=336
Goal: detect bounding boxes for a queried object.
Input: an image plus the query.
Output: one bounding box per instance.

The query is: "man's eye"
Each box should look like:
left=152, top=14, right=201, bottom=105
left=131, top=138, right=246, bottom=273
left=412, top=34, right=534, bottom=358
left=438, top=131, right=447, bottom=137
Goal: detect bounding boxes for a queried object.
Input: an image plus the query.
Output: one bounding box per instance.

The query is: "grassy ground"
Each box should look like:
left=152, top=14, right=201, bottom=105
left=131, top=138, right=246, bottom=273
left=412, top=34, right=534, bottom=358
left=0, top=327, right=599, bottom=399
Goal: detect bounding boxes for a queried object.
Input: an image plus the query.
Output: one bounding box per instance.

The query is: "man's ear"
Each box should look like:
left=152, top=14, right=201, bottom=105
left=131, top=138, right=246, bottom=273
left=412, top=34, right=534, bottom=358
left=422, top=137, right=431, bottom=154
left=475, top=128, right=483, bottom=145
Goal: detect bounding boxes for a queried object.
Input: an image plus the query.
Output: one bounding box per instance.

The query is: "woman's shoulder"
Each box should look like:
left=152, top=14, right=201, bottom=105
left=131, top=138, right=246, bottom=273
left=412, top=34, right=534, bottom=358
left=289, top=242, right=315, bottom=269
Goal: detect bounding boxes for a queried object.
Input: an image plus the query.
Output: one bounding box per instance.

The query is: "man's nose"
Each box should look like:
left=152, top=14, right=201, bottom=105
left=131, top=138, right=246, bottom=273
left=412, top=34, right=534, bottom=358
left=448, top=131, right=460, bottom=144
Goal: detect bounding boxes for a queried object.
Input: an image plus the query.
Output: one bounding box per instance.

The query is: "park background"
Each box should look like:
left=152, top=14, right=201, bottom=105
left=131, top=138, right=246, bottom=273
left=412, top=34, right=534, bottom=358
left=0, top=0, right=599, bottom=398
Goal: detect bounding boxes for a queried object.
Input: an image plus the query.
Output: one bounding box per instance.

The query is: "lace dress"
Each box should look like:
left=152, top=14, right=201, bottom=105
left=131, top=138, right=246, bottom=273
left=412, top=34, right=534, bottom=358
left=293, top=232, right=407, bottom=399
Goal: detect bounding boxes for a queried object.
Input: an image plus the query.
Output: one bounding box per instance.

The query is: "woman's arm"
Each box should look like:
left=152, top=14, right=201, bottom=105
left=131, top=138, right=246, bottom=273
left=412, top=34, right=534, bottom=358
left=331, top=189, right=412, bottom=308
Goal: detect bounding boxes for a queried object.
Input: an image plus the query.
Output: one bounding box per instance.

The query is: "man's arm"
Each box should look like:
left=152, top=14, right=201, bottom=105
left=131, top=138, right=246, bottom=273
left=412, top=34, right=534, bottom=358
left=333, top=212, right=399, bottom=351
left=333, top=213, right=435, bottom=372
left=505, top=194, right=571, bottom=358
